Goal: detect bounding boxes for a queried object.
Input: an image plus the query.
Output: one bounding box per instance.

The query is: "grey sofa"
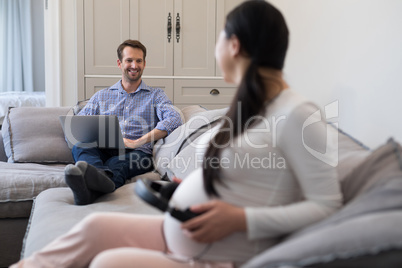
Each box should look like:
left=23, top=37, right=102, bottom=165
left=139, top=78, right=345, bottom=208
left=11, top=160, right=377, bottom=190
left=0, top=104, right=219, bottom=267
left=2, top=105, right=402, bottom=268
left=0, top=107, right=69, bottom=267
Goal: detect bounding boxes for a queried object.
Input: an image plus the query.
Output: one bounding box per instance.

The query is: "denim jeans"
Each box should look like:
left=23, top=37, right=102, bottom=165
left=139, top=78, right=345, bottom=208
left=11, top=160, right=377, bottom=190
left=72, top=145, right=153, bottom=188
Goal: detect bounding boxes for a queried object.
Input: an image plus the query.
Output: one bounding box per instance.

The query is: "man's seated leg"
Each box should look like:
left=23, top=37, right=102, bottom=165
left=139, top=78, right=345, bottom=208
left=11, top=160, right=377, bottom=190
left=66, top=145, right=117, bottom=205
left=71, top=144, right=109, bottom=169
left=75, top=161, right=115, bottom=193
left=65, top=164, right=103, bottom=205
left=105, top=150, right=154, bottom=188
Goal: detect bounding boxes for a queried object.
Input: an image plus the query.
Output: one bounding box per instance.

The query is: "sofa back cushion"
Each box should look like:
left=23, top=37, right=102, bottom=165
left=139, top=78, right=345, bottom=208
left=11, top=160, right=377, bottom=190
left=1, top=107, right=74, bottom=163
left=333, top=125, right=370, bottom=182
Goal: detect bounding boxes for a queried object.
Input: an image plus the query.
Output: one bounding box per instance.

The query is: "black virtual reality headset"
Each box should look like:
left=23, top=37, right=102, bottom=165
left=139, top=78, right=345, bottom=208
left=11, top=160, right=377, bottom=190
left=135, top=178, right=201, bottom=222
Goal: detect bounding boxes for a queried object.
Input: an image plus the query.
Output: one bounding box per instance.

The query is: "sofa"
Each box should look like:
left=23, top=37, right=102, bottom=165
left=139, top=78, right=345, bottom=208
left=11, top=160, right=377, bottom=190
left=2, top=105, right=402, bottom=268
left=0, top=104, right=224, bottom=267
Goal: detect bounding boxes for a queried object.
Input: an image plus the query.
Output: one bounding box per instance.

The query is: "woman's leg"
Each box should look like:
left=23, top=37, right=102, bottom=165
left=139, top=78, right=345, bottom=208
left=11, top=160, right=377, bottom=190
left=11, top=213, right=165, bottom=268
left=90, top=248, right=235, bottom=268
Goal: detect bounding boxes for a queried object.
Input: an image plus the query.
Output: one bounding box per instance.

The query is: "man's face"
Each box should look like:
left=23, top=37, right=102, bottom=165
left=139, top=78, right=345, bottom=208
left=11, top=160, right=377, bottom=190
left=117, top=46, right=146, bottom=83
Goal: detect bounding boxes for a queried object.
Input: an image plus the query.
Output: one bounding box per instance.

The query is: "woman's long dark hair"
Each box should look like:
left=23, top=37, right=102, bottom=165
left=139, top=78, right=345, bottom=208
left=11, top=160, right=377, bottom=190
left=203, top=0, right=289, bottom=196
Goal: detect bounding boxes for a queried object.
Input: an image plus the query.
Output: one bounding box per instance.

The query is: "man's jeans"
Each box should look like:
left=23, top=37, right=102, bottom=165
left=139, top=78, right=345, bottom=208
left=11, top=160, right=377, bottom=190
left=72, top=145, right=153, bottom=188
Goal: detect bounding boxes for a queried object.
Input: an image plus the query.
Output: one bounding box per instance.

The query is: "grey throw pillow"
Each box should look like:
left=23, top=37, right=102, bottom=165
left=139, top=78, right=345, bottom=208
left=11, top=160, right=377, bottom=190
left=1, top=107, right=74, bottom=163
left=242, top=139, right=402, bottom=268
left=341, top=138, right=402, bottom=203
left=333, top=124, right=370, bottom=182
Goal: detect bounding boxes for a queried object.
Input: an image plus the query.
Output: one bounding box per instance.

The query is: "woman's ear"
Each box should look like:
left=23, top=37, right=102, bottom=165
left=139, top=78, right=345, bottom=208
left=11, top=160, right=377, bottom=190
left=229, top=35, right=241, bottom=57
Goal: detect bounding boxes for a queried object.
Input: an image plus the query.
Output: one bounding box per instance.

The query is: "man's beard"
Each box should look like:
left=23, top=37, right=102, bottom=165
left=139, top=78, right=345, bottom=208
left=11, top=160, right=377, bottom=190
left=124, top=69, right=142, bottom=82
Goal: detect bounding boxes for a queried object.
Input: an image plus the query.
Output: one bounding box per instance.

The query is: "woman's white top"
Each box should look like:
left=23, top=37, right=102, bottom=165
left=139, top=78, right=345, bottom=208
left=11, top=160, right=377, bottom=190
left=163, top=90, right=342, bottom=265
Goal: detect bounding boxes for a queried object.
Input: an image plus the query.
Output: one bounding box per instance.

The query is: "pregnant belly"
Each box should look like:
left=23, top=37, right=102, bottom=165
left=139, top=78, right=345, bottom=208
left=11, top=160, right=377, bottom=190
left=163, top=168, right=274, bottom=263
left=163, top=168, right=211, bottom=258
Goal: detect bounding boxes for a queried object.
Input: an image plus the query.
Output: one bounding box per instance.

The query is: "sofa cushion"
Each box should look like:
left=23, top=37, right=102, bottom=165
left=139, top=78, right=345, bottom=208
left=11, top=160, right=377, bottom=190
left=1, top=107, right=74, bottom=163
left=21, top=183, right=162, bottom=258
left=0, top=161, right=66, bottom=205
left=333, top=124, right=370, bottom=182
left=242, top=139, right=402, bottom=268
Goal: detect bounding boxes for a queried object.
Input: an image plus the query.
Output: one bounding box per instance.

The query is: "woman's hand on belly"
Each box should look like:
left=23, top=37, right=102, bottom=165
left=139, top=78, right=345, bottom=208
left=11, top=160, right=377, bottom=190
left=180, top=200, right=246, bottom=243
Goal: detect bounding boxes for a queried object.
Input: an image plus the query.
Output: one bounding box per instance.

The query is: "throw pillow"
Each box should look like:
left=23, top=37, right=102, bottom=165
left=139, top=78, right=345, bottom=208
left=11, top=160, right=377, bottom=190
left=333, top=124, right=370, bottom=182
left=2, top=107, right=74, bottom=163
left=341, top=138, right=401, bottom=203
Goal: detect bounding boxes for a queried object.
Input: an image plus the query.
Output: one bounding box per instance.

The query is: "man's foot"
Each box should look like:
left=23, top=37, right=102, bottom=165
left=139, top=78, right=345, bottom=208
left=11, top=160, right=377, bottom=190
left=75, top=161, right=115, bottom=193
left=64, top=164, right=100, bottom=205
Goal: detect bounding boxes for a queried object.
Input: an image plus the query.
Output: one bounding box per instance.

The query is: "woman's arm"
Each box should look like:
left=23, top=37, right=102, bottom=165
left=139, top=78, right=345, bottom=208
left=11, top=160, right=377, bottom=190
left=181, top=200, right=246, bottom=243
left=246, top=102, right=342, bottom=240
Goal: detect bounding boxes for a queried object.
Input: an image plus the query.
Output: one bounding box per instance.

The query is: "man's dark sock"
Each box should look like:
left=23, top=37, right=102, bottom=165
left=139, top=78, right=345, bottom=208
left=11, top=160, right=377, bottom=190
left=64, top=164, right=102, bottom=205
left=75, top=161, right=115, bottom=193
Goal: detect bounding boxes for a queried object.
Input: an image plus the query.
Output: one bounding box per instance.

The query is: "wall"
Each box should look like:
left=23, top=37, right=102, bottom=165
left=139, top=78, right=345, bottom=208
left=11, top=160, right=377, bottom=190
left=44, top=0, right=80, bottom=107
left=49, top=0, right=402, bottom=148
left=270, top=0, right=402, bottom=148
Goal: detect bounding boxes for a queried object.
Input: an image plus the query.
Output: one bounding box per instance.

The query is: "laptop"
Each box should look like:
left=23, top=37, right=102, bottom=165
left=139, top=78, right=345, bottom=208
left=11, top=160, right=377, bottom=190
left=59, top=115, right=126, bottom=149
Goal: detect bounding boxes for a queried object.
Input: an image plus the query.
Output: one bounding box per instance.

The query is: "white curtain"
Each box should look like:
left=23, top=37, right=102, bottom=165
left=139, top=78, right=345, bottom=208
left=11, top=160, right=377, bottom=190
left=0, top=0, right=34, bottom=92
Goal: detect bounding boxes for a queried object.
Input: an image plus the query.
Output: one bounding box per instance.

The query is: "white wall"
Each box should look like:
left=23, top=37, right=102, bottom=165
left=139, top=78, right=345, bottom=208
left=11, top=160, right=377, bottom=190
left=270, top=0, right=402, bottom=148
left=49, top=0, right=402, bottom=148
left=44, top=0, right=79, bottom=107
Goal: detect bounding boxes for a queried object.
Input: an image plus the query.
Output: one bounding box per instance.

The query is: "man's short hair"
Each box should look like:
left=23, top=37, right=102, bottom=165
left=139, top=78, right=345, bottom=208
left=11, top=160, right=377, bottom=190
left=117, top=40, right=147, bottom=61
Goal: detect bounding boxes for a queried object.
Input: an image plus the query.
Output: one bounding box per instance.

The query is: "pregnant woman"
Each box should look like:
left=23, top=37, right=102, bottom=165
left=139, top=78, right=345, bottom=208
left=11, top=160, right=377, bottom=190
left=12, top=1, right=342, bottom=267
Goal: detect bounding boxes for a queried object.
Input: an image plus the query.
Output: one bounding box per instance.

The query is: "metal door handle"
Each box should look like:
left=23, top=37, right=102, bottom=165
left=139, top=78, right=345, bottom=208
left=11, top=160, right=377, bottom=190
left=176, top=13, right=180, bottom=43
left=210, top=89, right=220, bottom=96
left=167, top=13, right=172, bottom=42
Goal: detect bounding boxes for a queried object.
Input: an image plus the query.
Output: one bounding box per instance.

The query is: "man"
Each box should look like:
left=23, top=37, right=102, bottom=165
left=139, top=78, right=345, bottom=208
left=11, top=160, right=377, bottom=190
left=65, top=40, right=182, bottom=205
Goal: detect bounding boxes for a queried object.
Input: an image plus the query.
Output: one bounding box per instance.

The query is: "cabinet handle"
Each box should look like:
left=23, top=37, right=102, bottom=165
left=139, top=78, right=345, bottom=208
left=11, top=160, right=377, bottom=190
left=210, top=89, right=220, bottom=96
left=176, top=13, right=180, bottom=43
left=167, top=13, right=172, bottom=43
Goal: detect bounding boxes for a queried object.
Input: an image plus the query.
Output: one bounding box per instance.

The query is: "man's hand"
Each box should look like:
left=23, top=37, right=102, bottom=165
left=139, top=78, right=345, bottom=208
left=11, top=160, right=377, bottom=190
left=180, top=200, right=246, bottom=243
left=123, top=129, right=168, bottom=149
left=123, top=138, right=144, bottom=149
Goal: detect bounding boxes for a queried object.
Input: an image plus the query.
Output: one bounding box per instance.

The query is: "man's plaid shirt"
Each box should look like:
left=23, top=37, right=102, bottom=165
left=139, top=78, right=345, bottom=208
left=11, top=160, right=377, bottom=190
left=78, top=80, right=182, bottom=154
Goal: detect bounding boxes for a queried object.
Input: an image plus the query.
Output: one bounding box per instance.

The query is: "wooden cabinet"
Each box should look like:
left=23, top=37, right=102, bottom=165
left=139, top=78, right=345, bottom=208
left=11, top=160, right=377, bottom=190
left=85, top=77, right=173, bottom=101
left=80, top=0, right=244, bottom=108
left=84, top=0, right=219, bottom=76
left=174, top=79, right=236, bottom=109
left=85, top=77, right=236, bottom=109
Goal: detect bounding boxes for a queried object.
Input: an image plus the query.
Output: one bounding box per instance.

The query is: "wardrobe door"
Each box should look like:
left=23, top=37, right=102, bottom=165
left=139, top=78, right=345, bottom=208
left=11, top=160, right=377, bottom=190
left=130, top=0, right=174, bottom=76
left=173, top=0, right=216, bottom=76
left=84, top=0, right=130, bottom=75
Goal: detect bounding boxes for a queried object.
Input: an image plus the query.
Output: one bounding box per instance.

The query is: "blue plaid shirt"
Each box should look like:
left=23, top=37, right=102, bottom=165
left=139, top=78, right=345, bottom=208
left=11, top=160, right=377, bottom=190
left=78, top=80, right=182, bottom=154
